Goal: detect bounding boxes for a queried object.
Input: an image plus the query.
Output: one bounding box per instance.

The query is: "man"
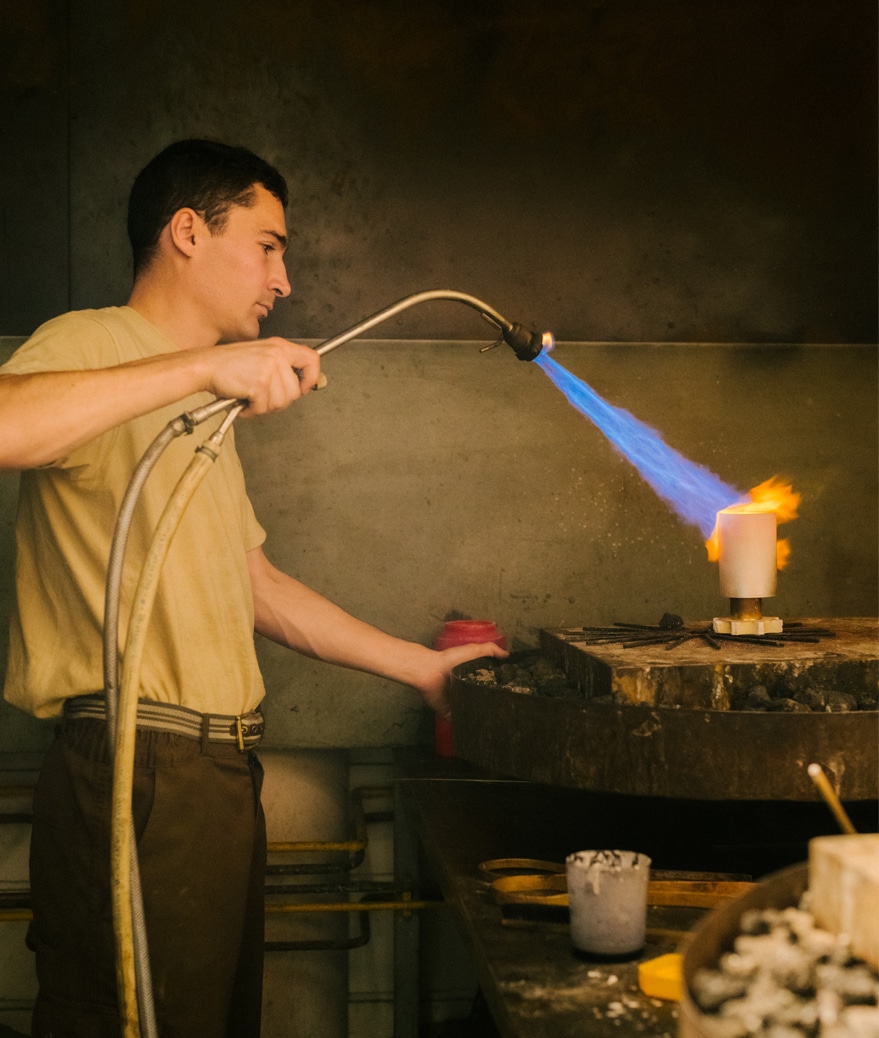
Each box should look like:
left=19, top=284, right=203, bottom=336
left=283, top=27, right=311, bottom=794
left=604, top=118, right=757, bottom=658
left=0, top=139, right=505, bottom=1037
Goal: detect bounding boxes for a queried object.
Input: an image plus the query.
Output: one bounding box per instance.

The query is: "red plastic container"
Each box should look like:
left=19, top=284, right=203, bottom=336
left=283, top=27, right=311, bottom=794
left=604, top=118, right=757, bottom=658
left=433, top=620, right=507, bottom=757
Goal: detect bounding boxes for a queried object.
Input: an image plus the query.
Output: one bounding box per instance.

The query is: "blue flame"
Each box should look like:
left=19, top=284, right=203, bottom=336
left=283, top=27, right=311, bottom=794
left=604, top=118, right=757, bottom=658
left=534, top=352, right=743, bottom=540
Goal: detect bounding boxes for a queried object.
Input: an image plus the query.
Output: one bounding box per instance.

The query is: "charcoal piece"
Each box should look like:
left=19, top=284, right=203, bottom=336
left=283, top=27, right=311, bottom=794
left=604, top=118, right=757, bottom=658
left=536, top=675, right=577, bottom=698
left=793, top=688, right=826, bottom=711
left=659, top=612, right=685, bottom=629
left=767, top=698, right=811, bottom=713
left=825, top=691, right=858, bottom=713
left=744, top=685, right=772, bottom=711
left=854, top=684, right=879, bottom=710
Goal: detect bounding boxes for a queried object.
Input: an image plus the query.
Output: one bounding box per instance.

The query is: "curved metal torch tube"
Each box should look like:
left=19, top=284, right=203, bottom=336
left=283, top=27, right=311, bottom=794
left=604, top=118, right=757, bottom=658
left=312, top=289, right=513, bottom=356
left=208, top=289, right=547, bottom=413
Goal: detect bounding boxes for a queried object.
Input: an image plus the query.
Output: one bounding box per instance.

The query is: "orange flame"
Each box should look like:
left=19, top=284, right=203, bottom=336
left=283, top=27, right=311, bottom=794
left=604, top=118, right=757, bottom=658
left=705, top=477, right=800, bottom=568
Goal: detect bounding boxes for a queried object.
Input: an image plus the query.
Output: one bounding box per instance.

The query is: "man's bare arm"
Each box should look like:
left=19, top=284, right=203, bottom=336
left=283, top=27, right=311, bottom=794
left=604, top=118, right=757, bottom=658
left=0, top=338, right=320, bottom=470
left=247, top=546, right=507, bottom=716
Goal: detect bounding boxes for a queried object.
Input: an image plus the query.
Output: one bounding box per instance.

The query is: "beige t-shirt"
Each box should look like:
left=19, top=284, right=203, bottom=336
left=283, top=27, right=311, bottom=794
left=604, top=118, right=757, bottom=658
left=1, top=307, right=268, bottom=718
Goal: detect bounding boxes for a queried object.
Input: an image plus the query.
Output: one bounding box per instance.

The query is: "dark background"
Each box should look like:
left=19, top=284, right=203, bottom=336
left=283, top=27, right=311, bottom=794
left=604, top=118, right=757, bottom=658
left=1, top=0, right=876, bottom=343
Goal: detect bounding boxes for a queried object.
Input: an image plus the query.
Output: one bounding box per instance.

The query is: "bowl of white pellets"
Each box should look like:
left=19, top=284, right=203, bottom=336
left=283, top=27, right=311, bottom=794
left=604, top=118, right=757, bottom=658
left=680, top=847, right=879, bottom=1038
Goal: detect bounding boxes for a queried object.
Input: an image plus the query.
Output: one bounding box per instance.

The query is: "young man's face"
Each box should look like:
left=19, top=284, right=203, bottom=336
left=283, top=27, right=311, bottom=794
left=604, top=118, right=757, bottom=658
left=194, top=184, right=292, bottom=343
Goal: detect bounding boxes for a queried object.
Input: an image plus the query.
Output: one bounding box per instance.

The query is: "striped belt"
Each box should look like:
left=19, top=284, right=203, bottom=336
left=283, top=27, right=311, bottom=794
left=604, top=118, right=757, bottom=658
left=64, top=694, right=265, bottom=750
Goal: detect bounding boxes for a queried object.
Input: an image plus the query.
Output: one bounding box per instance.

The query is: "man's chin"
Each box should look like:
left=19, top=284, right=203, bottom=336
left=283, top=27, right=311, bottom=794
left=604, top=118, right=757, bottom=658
left=218, top=322, right=261, bottom=344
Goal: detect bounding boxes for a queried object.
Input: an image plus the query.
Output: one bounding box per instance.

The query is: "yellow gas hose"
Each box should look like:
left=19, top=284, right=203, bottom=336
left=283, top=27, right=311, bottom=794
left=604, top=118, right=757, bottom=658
left=110, top=413, right=240, bottom=1038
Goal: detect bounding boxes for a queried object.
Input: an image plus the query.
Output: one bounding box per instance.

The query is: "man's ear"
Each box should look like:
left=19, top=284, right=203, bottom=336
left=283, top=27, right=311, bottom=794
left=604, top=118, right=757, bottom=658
left=168, top=208, right=202, bottom=258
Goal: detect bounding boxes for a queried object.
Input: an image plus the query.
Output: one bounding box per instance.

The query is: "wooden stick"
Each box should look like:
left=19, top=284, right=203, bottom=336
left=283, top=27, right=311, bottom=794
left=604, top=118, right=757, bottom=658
left=808, top=763, right=858, bottom=834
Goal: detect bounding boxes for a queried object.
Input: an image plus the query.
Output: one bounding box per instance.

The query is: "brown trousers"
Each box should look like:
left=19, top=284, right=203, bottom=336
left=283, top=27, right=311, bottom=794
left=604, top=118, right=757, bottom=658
left=28, top=718, right=266, bottom=1038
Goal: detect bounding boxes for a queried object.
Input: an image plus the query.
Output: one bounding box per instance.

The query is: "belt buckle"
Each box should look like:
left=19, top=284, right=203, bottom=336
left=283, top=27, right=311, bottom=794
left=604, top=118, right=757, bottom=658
left=235, top=716, right=245, bottom=751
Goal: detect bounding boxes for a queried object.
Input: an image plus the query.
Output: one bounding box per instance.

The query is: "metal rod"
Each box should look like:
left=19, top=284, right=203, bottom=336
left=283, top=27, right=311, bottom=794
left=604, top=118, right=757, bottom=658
left=209, top=289, right=525, bottom=413
left=266, top=900, right=436, bottom=914
left=312, top=289, right=511, bottom=357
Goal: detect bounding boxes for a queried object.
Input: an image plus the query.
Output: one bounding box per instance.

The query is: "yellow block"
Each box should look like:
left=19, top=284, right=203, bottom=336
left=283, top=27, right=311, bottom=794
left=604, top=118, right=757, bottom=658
left=638, top=953, right=683, bottom=1001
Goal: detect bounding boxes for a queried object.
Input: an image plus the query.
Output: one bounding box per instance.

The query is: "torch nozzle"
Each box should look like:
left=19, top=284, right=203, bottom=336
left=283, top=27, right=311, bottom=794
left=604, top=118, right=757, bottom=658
left=502, top=324, right=552, bottom=361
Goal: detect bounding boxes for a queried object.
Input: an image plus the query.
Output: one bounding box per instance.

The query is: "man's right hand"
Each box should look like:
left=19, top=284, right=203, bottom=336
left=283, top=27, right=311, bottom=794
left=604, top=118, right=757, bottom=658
left=203, top=337, right=322, bottom=415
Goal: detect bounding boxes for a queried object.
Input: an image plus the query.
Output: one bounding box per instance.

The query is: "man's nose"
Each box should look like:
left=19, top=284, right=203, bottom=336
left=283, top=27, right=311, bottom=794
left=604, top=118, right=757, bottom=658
left=271, top=260, right=291, bottom=298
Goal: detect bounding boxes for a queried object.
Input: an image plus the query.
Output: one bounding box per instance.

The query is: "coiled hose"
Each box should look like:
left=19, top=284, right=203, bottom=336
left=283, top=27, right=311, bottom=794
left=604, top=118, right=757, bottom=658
left=104, top=401, right=244, bottom=1038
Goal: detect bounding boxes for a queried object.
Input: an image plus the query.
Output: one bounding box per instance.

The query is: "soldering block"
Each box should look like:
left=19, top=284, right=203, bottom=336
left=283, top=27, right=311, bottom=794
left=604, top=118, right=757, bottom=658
left=809, top=834, right=879, bottom=969
left=711, top=616, right=783, bottom=635
left=638, top=953, right=683, bottom=1001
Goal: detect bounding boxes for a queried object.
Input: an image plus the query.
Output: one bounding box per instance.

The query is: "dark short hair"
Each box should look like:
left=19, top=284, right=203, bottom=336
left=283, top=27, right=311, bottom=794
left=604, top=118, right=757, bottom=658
left=127, top=139, right=289, bottom=275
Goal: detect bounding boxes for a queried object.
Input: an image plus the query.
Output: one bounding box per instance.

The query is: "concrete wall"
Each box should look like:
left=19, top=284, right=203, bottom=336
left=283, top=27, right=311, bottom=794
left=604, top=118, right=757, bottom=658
left=1, top=1, right=876, bottom=343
